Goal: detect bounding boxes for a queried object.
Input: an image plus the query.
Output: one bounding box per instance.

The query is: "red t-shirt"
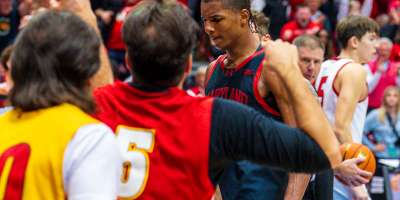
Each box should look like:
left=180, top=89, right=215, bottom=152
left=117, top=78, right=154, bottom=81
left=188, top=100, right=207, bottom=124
left=94, top=82, right=215, bottom=200
left=107, top=6, right=134, bottom=50
left=368, top=59, right=398, bottom=108
left=280, top=20, right=321, bottom=43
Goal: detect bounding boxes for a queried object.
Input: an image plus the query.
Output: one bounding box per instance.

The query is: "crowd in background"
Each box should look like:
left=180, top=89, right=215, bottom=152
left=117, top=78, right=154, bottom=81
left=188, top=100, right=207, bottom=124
left=2, top=0, right=400, bottom=196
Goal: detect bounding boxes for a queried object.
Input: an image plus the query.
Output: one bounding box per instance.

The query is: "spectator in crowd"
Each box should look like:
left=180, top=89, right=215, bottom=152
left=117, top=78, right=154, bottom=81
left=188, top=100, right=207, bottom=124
left=337, top=0, right=374, bottom=21
left=280, top=4, right=322, bottom=42
left=90, top=0, right=123, bottom=41
left=376, top=13, right=390, bottom=28
left=305, top=0, right=331, bottom=32
left=367, top=37, right=400, bottom=111
left=316, top=29, right=336, bottom=59
left=363, top=86, right=400, bottom=158
left=106, top=0, right=136, bottom=80
left=380, top=1, right=400, bottom=44
left=262, top=0, right=289, bottom=39
left=187, top=66, right=206, bottom=97
left=0, top=0, right=20, bottom=54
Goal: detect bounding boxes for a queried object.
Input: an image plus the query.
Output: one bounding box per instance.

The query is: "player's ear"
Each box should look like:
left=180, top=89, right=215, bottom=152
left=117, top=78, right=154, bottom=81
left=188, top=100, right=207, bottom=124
left=348, top=36, right=359, bottom=49
left=240, top=9, right=250, bottom=27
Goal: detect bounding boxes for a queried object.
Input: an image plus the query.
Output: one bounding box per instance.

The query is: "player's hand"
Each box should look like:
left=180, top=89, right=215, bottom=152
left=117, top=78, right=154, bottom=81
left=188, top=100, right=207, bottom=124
left=57, top=0, right=97, bottom=27
left=262, top=39, right=299, bottom=78
left=334, top=157, right=372, bottom=187
left=350, top=185, right=370, bottom=200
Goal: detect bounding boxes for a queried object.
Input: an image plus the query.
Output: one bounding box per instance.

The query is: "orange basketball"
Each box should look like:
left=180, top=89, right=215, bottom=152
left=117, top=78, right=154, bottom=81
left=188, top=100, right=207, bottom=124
left=340, top=143, right=376, bottom=179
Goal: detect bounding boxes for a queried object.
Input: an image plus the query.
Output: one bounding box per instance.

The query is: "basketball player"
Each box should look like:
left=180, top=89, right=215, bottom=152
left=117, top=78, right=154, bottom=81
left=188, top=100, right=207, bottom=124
left=314, top=15, right=379, bottom=200
left=201, top=0, right=311, bottom=198
left=93, top=1, right=343, bottom=199
left=0, top=2, right=120, bottom=200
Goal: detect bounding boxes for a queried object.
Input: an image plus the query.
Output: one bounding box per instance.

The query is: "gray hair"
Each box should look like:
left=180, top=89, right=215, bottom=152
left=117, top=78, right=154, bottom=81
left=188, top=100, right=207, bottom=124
left=378, top=37, right=393, bottom=48
left=293, top=35, right=325, bottom=51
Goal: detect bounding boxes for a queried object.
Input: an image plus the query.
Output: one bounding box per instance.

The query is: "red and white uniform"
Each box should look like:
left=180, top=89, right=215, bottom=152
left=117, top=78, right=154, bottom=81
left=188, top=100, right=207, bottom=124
left=315, top=58, right=368, bottom=143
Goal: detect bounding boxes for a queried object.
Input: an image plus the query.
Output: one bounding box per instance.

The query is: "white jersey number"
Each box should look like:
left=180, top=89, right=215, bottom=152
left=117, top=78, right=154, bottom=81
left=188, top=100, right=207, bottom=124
left=116, top=126, right=156, bottom=199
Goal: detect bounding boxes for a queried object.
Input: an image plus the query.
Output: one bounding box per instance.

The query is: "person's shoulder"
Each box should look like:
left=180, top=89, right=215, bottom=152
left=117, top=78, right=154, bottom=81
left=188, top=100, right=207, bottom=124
left=367, top=109, right=380, bottom=118
left=340, top=62, right=367, bottom=77
left=94, top=81, right=127, bottom=97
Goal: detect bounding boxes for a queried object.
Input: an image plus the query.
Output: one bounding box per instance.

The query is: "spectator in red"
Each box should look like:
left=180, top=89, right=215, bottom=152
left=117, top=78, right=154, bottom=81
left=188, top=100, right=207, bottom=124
left=382, top=1, right=400, bottom=61
left=106, top=0, right=137, bottom=81
left=368, top=37, right=400, bottom=111
left=280, top=4, right=321, bottom=43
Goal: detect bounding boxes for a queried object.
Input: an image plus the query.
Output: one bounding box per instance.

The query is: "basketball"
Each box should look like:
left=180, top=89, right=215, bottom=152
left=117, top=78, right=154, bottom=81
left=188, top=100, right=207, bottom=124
left=340, top=143, right=376, bottom=178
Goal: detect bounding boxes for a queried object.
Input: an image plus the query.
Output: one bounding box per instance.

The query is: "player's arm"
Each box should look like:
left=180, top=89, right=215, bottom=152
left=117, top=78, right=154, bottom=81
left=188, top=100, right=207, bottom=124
left=260, top=62, right=309, bottom=200
left=208, top=98, right=333, bottom=183
left=63, top=124, right=121, bottom=200
left=333, top=63, right=368, bottom=144
left=333, top=64, right=371, bottom=198
left=58, top=0, right=114, bottom=89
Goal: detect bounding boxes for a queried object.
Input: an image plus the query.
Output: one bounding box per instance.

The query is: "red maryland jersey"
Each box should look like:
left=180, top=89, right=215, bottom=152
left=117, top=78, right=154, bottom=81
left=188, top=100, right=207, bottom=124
left=94, top=82, right=215, bottom=200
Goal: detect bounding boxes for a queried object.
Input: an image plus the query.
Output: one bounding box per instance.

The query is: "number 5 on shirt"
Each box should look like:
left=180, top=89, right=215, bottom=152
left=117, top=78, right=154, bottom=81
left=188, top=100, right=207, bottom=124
left=116, top=126, right=156, bottom=199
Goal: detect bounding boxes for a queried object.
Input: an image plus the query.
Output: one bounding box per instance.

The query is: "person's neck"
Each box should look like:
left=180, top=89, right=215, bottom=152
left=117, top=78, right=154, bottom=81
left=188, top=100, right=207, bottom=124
left=338, top=49, right=362, bottom=64
left=225, top=32, right=260, bottom=69
left=131, top=79, right=172, bottom=92
left=387, top=106, right=398, bottom=116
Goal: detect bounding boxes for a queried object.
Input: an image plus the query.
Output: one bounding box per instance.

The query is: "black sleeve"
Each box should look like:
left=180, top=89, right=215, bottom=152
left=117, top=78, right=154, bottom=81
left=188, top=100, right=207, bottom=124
left=208, top=98, right=331, bottom=183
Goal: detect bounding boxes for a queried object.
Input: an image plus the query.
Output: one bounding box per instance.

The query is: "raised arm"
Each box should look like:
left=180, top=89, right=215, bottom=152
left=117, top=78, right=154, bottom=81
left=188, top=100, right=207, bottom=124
left=58, top=0, right=114, bottom=89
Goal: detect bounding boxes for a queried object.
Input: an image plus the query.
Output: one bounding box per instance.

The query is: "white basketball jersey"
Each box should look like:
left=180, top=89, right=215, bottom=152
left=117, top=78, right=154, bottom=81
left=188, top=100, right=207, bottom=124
left=314, top=58, right=368, bottom=143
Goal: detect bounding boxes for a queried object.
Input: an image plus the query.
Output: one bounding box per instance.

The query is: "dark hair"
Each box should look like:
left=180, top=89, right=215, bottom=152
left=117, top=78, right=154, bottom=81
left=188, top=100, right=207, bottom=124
left=336, top=15, right=379, bottom=49
left=293, top=35, right=325, bottom=51
left=296, top=3, right=310, bottom=10
left=201, top=0, right=256, bottom=32
left=10, top=11, right=101, bottom=113
left=201, top=0, right=250, bottom=10
left=252, top=11, right=270, bottom=35
left=123, top=1, right=200, bottom=87
left=0, top=45, right=13, bottom=71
